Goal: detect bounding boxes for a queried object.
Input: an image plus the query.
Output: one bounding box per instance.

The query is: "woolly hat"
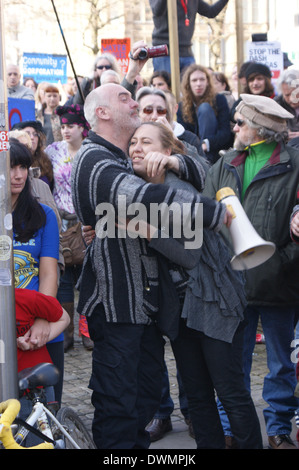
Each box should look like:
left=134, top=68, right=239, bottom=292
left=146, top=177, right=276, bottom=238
left=245, top=62, right=272, bottom=80
left=11, top=120, right=45, bottom=134
left=236, top=94, right=294, bottom=132
left=55, top=104, right=90, bottom=138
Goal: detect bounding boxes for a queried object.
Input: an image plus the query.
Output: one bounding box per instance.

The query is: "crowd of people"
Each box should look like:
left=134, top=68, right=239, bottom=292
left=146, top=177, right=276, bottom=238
left=5, top=10, right=299, bottom=450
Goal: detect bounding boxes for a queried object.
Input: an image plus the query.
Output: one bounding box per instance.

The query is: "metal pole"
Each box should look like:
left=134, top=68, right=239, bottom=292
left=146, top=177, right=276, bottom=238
left=167, top=0, right=180, bottom=103
left=50, top=0, right=85, bottom=103
left=0, top=0, right=18, bottom=401
left=235, top=0, right=244, bottom=95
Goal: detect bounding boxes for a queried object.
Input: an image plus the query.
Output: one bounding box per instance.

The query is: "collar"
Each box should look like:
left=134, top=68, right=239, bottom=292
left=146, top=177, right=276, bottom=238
left=230, top=141, right=282, bottom=167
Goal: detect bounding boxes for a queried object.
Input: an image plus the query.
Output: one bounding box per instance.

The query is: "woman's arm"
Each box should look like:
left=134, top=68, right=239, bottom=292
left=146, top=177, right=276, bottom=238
left=17, top=308, right=70, bottom=351
left=39, top=256, right=58, bottom=297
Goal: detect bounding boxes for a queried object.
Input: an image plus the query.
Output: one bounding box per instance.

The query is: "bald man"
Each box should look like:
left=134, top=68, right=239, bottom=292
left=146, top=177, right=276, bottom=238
left=7, top=64, right=35, bottom=100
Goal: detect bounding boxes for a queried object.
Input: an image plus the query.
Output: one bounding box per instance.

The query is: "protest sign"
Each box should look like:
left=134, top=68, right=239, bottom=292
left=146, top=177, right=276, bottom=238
left=22, top=53, right=67, bottom=84
left=101, top=38, right=131, bottom=75
left=246, top=41, right=283, bottom=83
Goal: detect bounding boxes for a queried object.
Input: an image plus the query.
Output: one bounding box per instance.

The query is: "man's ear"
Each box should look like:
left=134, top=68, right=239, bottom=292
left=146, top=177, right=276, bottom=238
left=95, top=106, right=110, bottom=121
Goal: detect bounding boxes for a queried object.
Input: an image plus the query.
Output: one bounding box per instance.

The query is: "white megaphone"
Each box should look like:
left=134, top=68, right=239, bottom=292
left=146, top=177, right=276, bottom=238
left=216, top=187, right=276, bottom=270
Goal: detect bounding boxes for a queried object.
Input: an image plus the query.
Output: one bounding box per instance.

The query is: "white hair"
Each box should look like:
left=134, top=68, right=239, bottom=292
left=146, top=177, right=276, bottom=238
left=100, top=70, right=121, bottom=85
left=277, top=69, right=299, bottom=92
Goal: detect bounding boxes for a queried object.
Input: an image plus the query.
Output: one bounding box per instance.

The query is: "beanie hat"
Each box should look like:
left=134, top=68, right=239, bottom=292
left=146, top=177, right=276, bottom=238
left=11, top=120, right=45, bottom=134
left=236, top=94, right=294, bottom=132
left=245, top=63, right=272, bottom=80
left=55, top=104, right=90, bottom=138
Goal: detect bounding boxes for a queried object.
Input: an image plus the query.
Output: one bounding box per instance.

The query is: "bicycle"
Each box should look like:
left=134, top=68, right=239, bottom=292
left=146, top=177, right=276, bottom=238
left=0, top=362, right=95, bottom=449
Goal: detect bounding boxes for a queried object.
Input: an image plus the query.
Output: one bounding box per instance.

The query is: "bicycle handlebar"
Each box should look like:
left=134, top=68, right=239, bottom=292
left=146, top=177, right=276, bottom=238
left=0, top=399, right=54, bottom=449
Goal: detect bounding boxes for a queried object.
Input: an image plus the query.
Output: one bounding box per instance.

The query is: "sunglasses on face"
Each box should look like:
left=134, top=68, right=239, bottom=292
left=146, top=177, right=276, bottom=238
left=96, top=65, right=112, bottom=70
left=142, top=106, right=167, bottom=115
left=236, top=118, right=245, bottom=127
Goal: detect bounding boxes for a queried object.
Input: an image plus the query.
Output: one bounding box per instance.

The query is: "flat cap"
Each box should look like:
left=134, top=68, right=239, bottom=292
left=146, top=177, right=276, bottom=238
left=236, top=94, right=294, bottom=132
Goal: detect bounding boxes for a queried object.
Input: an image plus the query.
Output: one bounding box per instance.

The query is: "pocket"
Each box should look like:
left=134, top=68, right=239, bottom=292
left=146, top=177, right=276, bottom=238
left=140, top=255, right=159, bottom=317
left=89, top=347, right=123, bottom=398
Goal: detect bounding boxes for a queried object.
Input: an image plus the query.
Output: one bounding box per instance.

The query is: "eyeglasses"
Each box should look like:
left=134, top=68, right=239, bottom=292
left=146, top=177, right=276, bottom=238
left=142, top=106, right=167, bottom=115
left=96, top=65, right=112, bottom=70
left=235, top=119, right=245, bottom=127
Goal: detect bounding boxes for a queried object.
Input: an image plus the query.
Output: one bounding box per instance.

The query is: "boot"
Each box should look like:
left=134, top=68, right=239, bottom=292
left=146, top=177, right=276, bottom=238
left=62, top=302, right=74, bottom=352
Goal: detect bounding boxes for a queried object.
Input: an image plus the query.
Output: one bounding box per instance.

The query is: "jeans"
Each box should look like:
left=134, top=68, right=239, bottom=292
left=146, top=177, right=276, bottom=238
left=219, top=305, right=299, bottom=437
left=196, top=103, right=219, bottom=163
left=154, top=360, right=189, bottom=420
left=171, top=320, right=262, bottom=449
left=244, top=305, right=299, bottom=436
left=153, top=55, right=195, bottom=76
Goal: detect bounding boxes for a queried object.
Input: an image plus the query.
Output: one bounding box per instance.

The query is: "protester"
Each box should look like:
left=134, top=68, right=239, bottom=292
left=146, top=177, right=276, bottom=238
left=36, top=84, right=62, bottom=145
left=71, top=43, right=231, bottom=447
left=212, top=71, right=236, bottom=110
left=23, top=77, right=38, bottom=94
left=100, top=69, right=121, bottom=85
left=72, top=53, right=121, bottom=105
left=230, top=63, right=274, bottom=120
left=275, top=69, right=299, bottom=141
left=7, top=64, right=35, bottom=100
left=149, top=0, right=229, bottom=74
left=127, top=121, right=262, bottom=449
left=203, top=94, right=299, bottom=449
left=177, top=64, right=232, bottom=163
left=149, top=70, right=172, bottom=91
left=46, top=104, right=92, bottom=351
left=11, top=120, right=54, bottom=190
left=10, top=138, right=64, bottom=404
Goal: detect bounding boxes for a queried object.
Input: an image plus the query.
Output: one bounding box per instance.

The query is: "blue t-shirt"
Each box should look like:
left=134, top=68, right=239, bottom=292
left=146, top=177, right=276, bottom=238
left=13, top=203, right=59, bottom=290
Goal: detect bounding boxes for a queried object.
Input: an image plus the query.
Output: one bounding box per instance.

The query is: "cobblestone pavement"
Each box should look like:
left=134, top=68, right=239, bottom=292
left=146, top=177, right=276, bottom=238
left=61, top=314, right=298, bottom=449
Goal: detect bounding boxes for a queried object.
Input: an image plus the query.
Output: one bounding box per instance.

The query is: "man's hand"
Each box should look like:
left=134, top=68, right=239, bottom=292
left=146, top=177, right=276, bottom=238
left=126, top=40, right=149, bottom=85
left=82, top=225, right=95, bottom=245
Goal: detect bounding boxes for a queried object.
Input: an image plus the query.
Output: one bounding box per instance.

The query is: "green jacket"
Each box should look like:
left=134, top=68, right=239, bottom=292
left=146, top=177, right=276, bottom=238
left=203, top=142, right=299, bottom=306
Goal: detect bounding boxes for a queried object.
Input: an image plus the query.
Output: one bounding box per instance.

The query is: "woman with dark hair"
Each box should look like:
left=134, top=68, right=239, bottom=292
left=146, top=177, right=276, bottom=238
left=177, top=64, right=232, bottom=164
left=212, top=71, right=235, bottom=111
left=150, top=70, right=172, bottom=91
left=230, top=63, right=275, bottom=121
left=46, top=104, right=92, bottom=351
left=11, top=120, right=54, bottom=190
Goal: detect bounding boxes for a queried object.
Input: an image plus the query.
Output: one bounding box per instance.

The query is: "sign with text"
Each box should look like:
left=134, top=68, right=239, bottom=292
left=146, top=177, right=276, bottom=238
left=8, top=98, right=36, bottom=130
left=22, top=53, right=68, bottom=84
left=246, top=41, right=283, bottom=83
left=101, top=38, right=131, bottom=75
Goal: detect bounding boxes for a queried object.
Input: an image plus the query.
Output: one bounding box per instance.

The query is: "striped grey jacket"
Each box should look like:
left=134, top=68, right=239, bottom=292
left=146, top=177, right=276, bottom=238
left=71, top=131, right=225, bottom=324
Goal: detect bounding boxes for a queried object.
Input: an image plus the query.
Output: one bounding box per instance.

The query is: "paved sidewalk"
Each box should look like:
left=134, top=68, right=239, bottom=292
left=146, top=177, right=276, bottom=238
left=61, top=315, right=298, bottom=449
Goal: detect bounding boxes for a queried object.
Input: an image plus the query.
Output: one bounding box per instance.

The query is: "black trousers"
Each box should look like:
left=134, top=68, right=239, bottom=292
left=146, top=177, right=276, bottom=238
left=87, top=306, right=165, bottom=449
left=171, top=320, right=263, bottom=449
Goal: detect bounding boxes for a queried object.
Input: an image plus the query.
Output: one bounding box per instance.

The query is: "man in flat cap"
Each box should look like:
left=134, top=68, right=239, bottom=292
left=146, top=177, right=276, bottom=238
left=204, top=94, right=299, bottom=449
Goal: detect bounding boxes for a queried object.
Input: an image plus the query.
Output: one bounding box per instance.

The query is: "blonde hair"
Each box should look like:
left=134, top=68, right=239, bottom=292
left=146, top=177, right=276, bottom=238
left=9, top=129, right=32, bottom=149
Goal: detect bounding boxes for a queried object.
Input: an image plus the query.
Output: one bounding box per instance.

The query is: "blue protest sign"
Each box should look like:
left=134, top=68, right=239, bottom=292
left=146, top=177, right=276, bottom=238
left=22, top=53, right=67, bottom=84
left=8, top=98, right=36, bottom=129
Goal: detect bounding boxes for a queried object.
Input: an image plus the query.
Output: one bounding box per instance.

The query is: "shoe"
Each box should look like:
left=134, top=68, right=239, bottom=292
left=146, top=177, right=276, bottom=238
left=268, top=434, right=297, bottom=449
left=146, top=418, right=172, bottom=442
left=82, top=335, right=94, bottom=350
left=225, top=435, right=239, bottom=449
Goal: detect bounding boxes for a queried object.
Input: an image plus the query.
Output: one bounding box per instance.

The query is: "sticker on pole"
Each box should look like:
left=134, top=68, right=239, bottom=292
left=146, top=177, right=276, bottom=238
left=0, top=235, right=12, bottom=261
left=0, top=131, right=9, bottom=152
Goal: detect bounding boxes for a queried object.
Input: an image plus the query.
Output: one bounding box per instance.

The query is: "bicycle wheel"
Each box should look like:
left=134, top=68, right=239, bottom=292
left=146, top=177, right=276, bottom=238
left=54, top=407, right=95, bottom=449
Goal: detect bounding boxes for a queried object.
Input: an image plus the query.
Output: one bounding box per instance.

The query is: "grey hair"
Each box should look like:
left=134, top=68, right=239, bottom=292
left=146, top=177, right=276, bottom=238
left=100, top=69, right=121, bottom=85
left=93, top=53, right=120, bottom=75
left=136, top=86, right=171, bottom=122
left=245, top=118, right=288, bottom=143
left=84, top=88, right=110, bottom=130
left=277, top=69, right=299, bottom=92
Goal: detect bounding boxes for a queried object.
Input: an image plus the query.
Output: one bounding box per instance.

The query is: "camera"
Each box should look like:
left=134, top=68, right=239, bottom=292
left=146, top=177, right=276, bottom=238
left=137, top=45, right=168, bottom=60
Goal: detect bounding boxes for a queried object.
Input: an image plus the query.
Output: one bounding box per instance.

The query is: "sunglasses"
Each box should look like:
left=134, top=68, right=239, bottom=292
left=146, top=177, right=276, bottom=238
left=236, top=118, right=245, bottom=127
left=142, top=106, right=167, bottom=115
left=96, top=65, right=112, bottom=70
